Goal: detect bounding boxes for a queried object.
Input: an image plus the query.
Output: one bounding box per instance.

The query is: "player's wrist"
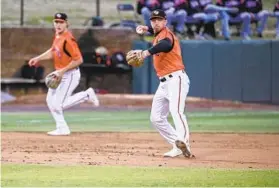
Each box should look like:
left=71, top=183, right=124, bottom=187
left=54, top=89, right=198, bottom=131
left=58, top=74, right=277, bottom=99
left=142, top=50, right=150, bottom=59
left=58, top=68, right=66, bottom=75
left=34, top=56, right=40, bottom=61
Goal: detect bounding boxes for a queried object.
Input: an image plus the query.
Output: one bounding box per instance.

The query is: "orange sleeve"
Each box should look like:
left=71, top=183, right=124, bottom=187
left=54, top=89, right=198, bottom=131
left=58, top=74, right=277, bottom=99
left=65, top=38, right=82, bottom=61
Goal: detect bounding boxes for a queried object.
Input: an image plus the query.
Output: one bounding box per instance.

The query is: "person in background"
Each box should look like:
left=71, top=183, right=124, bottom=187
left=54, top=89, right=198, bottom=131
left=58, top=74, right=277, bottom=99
left=178, top=0, right=208, bottom=38
left=199, top=0, right=239, bottom=40
left=217, top=0, right=251, bottom=40
left=172, top=0, right=237, bottom=40
left=137, top=0, right=176, bottom=29
left=137, top=0, right=162, bottom=27
left=160, top=0, right=176, bottom=29
left=243, top=0, right=269, bottom=38
left=169, top=0, right=188, bottom=37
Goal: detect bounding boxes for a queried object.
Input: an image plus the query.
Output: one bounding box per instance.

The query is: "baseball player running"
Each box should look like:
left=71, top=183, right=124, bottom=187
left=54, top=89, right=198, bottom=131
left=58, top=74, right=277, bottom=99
left=135, top=9, right=194, bottom=158
left=28, top=13, right=99, bottom=136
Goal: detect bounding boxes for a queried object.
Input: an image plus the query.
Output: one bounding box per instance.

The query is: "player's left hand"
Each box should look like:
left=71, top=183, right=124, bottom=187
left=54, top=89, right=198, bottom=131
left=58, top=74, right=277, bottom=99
left=45, top=71, right=62, bottom=89
left=126, top=50, right=144, bottom=67
left=55, top=69, right=65, bottom=80
left=126, top=50, right=150, bottom=67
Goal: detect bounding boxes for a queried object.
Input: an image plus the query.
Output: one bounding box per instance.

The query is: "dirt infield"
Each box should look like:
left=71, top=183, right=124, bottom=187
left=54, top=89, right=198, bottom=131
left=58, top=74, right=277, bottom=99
left=2, top=94, right=279, bottom=169
left=2, top=132, right=279, bottom=169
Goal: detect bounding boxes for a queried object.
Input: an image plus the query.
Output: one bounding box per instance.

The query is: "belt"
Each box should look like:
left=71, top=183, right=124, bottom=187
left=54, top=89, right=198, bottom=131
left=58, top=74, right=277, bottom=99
left=160, top=74, right=173, bottom=82
left=160, top=70, right=185, bottom=82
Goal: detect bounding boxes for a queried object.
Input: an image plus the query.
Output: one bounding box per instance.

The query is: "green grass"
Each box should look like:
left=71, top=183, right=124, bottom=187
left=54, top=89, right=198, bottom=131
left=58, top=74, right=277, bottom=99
left=2, top=164, right=279, bottom=187
left=1, top=111, right=279, bottom=133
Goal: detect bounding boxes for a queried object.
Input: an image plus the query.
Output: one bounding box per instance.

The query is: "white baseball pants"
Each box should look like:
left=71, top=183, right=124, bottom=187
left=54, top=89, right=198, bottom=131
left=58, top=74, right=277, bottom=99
left=150, top=70, right=190, bottom=146
left=46, top=68, right=88, bottom=129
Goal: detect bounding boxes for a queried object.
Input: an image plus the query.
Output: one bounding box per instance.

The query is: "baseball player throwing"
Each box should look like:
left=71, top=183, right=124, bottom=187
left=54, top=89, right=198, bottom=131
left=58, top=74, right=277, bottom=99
left=28, top=13, right=99, bottom=136
left=132, top=9, right=194, bottom=158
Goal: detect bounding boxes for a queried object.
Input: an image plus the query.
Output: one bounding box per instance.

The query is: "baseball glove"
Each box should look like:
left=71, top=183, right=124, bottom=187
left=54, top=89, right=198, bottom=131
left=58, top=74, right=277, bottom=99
left=45, top=71, right=62, bottom=89
left=126, top=50, right=144, bottom=67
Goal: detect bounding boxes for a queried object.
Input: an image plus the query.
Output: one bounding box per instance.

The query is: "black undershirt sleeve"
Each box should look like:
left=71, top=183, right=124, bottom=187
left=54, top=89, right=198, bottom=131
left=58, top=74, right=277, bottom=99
left=148, top=38, right=173, bottom=55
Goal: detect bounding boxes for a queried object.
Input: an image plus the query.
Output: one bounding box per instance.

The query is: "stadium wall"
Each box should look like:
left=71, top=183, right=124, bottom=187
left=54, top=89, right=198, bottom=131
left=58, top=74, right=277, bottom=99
left=132, top=40, right=279, bottom=104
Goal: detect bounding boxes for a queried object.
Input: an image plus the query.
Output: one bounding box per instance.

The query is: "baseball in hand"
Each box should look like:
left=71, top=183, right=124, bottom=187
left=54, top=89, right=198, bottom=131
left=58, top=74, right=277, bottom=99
left=136, top=27, right=144, bottom=35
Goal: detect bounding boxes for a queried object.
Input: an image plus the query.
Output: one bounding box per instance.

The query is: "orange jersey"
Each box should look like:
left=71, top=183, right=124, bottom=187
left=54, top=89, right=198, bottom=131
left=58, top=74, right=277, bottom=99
left=51, top=31, right=82, bottom=70
left=152, top=27, right=185, bottom=77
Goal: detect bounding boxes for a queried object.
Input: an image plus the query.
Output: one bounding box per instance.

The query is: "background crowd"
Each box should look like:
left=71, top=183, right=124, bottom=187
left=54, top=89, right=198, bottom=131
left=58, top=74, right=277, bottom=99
left=136, top=0, right=279, bottom=40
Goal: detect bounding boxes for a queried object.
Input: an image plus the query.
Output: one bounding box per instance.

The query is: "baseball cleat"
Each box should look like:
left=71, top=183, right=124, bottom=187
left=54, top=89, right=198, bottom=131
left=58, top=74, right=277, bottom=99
left=86, top=88, right=99, bottom=107
left=47, top=127, right=70, bottom=136
left=175, top=140, right=195, bottom=158
left=163, top=147, right=182, bottom=157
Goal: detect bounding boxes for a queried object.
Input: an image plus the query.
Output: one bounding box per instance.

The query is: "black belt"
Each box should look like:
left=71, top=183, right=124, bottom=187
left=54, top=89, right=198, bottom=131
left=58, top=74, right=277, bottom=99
left=160, top=70, right=185, bottom=82
left=160, top=74, right=173, bottom=82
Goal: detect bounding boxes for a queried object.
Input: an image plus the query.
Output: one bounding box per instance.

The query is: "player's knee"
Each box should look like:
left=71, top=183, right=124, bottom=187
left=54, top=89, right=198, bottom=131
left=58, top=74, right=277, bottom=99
left=150, top=114, right=157, bottom=123
left=170, top=108, right=183, bottom=118
left=51, top=105, right=62, bottom=113
left=150, top=114, right=164, bottom=124
left=46, top=100, right=62, bottom=112
left=46, top=97, right=53, bottom=108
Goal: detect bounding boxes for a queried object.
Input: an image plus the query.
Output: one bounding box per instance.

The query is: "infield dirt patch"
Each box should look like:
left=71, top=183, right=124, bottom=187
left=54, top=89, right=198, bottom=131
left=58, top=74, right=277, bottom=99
left=2, top=132, right=279, bottom=169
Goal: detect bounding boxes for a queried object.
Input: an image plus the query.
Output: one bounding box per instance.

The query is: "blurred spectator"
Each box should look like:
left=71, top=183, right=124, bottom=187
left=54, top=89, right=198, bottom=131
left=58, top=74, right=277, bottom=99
left=170, top=0, right=188, bottom=36
left=177, top=0, right=210, bottom=38
left=172, top=0, right=237, bottom=40
left=274, top=1, right=279, bottom=39
left=160, top=0, right=175, bottom=28
left=137, top=0, right=161, bottom=27
left=137, top=0, right=175, bottom=29
left=243, top=0, right=269, bottom=38
left=217, top=0, right=251, bottom=40
left=200, top=0, right=239, bottom=40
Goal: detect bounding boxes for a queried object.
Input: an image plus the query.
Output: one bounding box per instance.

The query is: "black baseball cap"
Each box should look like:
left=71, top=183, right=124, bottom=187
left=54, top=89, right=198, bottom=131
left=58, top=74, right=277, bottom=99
left=150, top=9, right=166, bottom=20
left=54, top=13, right=68, bottom=21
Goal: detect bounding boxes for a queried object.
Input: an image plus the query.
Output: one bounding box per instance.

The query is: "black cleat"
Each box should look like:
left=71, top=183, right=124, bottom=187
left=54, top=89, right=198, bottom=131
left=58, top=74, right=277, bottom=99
left=175, top=140, right=195, bottom=158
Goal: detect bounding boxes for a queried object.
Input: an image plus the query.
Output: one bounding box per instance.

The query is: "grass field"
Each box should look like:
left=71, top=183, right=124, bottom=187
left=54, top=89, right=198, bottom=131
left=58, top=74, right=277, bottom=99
left=1, top=110, right=279, bottom=187
left=1, top=110, right=279, bottom=132
left=2, top=164, right=279, bottom=187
